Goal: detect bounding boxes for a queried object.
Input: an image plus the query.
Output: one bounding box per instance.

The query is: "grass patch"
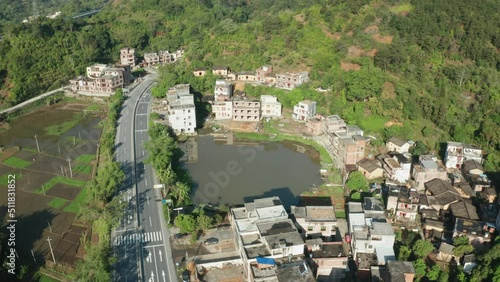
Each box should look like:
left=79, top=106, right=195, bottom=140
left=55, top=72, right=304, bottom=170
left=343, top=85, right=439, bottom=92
left=44, top=113, right=86, bottom=135
left=0, top=173, right=22, bottom=184
left=63, top=187, right=88, bottom=213
left=234, top=132, right=333, bottom=164
left=35, top=176, right=86, bottom=194
left=73, top=164, right=93, bottom=174
left=358, top=115, right=389, bottom=133
left=75, top=154, right=95, bottom=163
left=335, top=210, right=346, bottom=219
left=38, top=274, right=59, bottom=282
left=3, top=156, right=31, bottom=168
left=47, top=197, right=68, bottom=209
left=389, top=3, right=413, bottom=14
left=85, top=104, right=101, bottom=111
left=302, top=185, right=344, bottom=198
left=73, top=154, right=95, bottom=174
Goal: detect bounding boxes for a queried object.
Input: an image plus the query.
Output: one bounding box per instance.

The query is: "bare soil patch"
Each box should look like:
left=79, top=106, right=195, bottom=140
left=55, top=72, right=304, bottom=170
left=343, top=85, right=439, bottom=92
left=1, top=167, right=55, bottom=193
left=381, top=82, right=396, bottom=99
left=0, top=146, right=20, bottom=161
left=217, top=120, right=258, bottom=132
left=366, top=48, right=378, bottom=57
left=384, top=120, right=404, bottom=127
left=234, top=81, right=246, bottom=92
left=364, top=25, right=380, bottom=35
left=347, top=46, right=365, bottom=58
left=320, top=25, right=339, bottom=40
left=48, top=183, right=81, bottom=200
left=294, top=13, right=306, bottom=24
left=373, top=33, right=393, bottom=44
left=340, top=62, right=361, bottom=71
left=53, top=224, right=88, bottom=267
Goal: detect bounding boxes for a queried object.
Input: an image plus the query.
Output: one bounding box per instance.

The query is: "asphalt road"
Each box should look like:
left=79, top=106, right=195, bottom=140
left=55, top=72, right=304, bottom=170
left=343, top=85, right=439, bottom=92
left=112, top=76, right=177, bottom=282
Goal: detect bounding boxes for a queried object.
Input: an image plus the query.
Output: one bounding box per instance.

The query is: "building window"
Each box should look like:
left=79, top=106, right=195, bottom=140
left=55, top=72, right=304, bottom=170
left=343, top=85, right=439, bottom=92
left=321, top=225, right=326, bottom=231
left=307, top=226, right=313, bottom=232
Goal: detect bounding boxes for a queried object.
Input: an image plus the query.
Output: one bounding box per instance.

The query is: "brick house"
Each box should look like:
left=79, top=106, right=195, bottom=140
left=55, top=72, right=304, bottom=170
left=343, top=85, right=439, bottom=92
left=120, top=47, right=136, bottom=67
left=306, top=116, right=324, bottom=135
left=232, top=100, right=260, bottom=121
left=69, top=64, right=125, bottom=94
left=276, top=71, right=309, bottom=90
left=256, top=65, right=273, bottom=82
left=193, top=68, right=207, bottom=77
left=412, top=155, right=448, bottom=191
left=212, top=66, right=230, bottom=76
left=211, top=101, right=233, bottom=120
left=357, top=158, right=384, bottom=180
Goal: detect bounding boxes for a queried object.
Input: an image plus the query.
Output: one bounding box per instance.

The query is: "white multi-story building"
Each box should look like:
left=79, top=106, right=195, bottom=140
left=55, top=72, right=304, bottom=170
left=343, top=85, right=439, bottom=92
left=211, top=101, right=233, bottom=120
left=165, top=84, right=197, bottom=134
left=293, top=100, right=317, bottom=121
left=120, top=47, right=136, bottom=67
left=260, top=95, right=282, bottom=118
left=348, top=200, right=395, bottom=265
left=214, top=79, right=233, bottom=101
left=445, top=142, right=483, bottom=169
left=86, top=64, right=108, bottom=77
left=377, top=152, right=412, bottom=185
left=230, top=197, right=305, bottom=282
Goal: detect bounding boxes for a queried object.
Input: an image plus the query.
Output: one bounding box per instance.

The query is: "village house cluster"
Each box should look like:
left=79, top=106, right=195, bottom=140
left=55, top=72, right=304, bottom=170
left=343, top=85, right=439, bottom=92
left=351, top=140, right=495, bottom=275
left=198, top=194, right=419, bottom=282
left=142, top=49, right=184, bottom=67
left=210, top=78, right=283, bottom=121
left=229, top=196, right=349, bottom=281
left=193, top=65, right=309, bottom=91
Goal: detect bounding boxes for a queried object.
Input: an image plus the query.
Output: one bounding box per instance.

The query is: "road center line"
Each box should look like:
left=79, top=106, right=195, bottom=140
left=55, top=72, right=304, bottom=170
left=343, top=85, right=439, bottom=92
left=149, top=217, right=152, bottom=227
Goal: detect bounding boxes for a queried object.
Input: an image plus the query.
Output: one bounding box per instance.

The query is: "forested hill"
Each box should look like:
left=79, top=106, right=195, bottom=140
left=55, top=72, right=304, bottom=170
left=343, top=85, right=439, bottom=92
left=0, top=1, right=499, bottom=169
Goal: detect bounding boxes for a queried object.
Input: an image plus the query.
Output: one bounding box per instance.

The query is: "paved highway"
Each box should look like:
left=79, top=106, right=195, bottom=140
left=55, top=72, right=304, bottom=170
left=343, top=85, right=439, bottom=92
left=112, top=76, right=177, bottom=282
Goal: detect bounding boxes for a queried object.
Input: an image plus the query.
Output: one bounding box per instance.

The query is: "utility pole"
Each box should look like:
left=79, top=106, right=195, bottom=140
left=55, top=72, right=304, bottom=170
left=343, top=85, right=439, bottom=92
left=31, top=249, right=37, bottom=264
left=67, top=157, right=73, bottom=178
left=41, top=185, right=45, bottom=196
left=46, top=237, right=56, bottom=264
left=58, top=143, right=61, bottom=154
left=73, top=136, right=76, bottom=146
left=34, top=134, right=40, bottom=152
left=47, top=220, right=52, bottom=233
left=60, top=166, right=65, bottom=176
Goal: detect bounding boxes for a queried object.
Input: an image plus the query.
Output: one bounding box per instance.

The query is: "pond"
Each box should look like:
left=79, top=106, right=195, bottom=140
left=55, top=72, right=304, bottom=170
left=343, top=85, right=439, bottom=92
left=184, top=135, right=323, bottom=209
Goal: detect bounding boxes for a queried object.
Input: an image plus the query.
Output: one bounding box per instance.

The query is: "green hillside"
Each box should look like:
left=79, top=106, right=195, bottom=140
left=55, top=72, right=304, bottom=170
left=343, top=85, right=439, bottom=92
left=0, top=0, right=499, bottom=281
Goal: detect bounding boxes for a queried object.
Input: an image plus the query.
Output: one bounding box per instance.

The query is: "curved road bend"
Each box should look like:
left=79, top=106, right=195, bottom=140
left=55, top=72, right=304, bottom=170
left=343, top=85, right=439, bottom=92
left=112, top=76, right=177, bottom=282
